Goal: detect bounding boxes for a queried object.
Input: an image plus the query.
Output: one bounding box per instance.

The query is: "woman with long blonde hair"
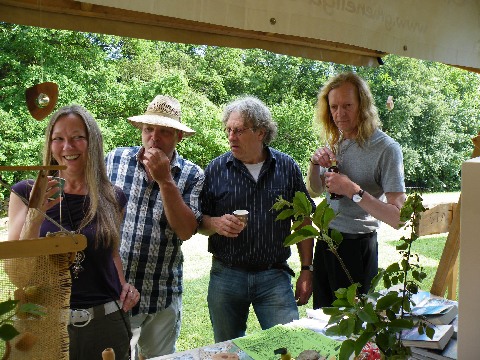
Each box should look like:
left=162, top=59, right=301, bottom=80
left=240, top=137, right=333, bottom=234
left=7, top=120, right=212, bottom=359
left=9, top=104, right=139, bottom=359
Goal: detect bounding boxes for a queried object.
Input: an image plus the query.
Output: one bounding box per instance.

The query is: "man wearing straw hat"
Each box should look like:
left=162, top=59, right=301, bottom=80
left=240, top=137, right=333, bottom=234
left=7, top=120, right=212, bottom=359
left=106, top=95, right=204, bottom=359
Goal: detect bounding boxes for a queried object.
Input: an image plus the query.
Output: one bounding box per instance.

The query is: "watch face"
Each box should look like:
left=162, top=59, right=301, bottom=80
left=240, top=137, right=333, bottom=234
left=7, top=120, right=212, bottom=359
left=353, top=194, right=362, bottom=203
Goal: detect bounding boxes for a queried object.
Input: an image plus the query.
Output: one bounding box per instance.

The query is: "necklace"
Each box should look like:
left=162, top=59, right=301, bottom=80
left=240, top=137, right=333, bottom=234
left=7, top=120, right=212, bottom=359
left=62, top=192, right=87, bottom=279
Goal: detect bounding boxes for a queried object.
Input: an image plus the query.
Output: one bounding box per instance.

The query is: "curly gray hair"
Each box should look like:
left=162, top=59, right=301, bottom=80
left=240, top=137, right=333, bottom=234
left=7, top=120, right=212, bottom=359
left=222, top=96, right=277, bottom=145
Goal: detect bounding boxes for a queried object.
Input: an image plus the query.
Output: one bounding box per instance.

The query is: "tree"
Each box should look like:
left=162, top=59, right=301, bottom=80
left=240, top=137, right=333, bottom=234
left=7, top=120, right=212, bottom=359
left=360, top=56, right=480, bottom=191
left=1, top=24, right=479, bottom=202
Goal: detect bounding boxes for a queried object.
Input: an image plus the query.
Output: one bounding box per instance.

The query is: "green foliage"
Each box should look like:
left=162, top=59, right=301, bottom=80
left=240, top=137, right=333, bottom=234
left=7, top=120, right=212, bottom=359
left=0, top=299, right=46, bottom=342
left=359, top=56, right=480, bottom=192
left=270, top=97, right=318, bottom=176
left=1, top=24, right=480, bottom=200
left=273, top=192, right=436, bottom=359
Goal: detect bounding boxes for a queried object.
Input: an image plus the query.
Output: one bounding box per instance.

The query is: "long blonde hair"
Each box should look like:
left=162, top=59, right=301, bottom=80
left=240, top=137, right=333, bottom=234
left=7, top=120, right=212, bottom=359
left=315, top=72, right=381, bottom=151
left=43, top=105, right=122, bottom=250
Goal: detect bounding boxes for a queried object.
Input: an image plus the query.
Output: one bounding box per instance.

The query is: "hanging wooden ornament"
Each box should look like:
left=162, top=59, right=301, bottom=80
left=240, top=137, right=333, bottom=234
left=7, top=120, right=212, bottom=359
left=25, top=82, right=59, bottom=120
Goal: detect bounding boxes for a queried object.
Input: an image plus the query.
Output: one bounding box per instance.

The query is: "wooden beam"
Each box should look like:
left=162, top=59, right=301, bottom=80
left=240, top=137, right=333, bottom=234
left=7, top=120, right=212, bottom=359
left=0, top=233, right=87, bottom=259
left=0, top=0, right=384, bottom=66
left=446, top=255, right=459, bottom=300
left=0, top=165, right=66, bottom=171
left=416, top=203, right=455, bottom=237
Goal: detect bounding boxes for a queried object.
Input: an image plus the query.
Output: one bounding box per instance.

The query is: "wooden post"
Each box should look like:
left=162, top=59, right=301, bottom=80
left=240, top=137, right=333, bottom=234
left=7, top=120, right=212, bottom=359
left=430, top=133, right=480, bottom=299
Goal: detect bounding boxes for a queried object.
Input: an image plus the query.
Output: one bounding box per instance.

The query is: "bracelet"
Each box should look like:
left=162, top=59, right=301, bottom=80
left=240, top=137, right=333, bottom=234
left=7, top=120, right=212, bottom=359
left=310, top=158, right=320, bottom=166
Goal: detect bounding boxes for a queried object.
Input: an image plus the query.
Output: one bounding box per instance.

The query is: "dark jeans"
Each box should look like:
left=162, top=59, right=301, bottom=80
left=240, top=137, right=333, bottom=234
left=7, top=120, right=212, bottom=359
left=68, top=309, right=131, bottom=360
left=313, top=231, right=378, bottom=308
left=208, top=257, right=299, bottom=342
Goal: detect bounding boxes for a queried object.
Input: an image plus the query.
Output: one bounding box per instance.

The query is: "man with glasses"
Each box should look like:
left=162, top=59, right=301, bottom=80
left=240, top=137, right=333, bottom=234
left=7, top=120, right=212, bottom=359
left=199, top=96, right=315, bottom=342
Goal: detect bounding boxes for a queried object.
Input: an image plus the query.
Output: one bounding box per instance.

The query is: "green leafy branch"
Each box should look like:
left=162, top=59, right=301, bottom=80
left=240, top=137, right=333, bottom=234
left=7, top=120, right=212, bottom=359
left=273, top=191, right=355, bottom=285
left=273, top=191, right=435, bottom=359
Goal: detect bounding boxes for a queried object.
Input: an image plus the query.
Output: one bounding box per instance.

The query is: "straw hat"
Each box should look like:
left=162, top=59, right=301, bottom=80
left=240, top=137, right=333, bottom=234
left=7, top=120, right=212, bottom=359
left=128, top=95, right=195, bottom=137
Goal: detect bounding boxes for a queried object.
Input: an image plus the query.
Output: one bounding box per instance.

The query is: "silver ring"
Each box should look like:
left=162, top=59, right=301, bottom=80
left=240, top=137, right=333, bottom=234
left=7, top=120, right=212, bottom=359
left=128, top=290, right=133, bottom=293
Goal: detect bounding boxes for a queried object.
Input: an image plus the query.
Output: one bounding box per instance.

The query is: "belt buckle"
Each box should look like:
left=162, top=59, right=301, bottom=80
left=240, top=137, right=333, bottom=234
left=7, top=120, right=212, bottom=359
left=70, top=308, right=92, bottom=327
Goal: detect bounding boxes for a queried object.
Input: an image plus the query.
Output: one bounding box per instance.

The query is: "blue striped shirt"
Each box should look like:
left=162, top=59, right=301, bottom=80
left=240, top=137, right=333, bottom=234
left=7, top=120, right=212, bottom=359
left=201, top=147, right=313, bottom=266
left=105, top=147, right=204, bottom=315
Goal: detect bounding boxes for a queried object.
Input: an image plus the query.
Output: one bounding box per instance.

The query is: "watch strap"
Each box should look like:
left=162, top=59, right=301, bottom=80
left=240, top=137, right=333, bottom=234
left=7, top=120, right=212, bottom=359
left=301, top=265, right=314, bottom=271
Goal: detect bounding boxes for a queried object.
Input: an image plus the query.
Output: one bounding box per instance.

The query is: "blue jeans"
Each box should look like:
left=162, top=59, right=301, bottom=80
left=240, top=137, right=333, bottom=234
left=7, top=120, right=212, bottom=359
left=208, top=257, right=299, bottom=342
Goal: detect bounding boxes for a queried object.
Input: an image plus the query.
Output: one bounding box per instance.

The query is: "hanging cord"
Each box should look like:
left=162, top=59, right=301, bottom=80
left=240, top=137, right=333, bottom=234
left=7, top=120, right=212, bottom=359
left=0, top=174, right=72, bottom=235
left=38, top=0, right=45, bottom=83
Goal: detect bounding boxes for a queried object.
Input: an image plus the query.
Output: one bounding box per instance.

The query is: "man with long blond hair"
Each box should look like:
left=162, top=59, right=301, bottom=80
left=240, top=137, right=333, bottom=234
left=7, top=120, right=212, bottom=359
left=307, top=72, right=406, bottom=308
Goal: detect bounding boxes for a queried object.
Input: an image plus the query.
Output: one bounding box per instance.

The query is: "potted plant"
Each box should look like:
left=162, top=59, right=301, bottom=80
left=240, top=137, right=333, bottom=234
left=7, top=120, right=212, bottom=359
left=273, top=191, right=435, bottom=359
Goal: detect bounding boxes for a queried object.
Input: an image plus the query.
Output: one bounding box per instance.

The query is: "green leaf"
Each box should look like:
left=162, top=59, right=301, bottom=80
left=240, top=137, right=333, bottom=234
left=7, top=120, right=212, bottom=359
left=346, top=284, right=358, bottom=305
left=376, top=292, right=402, bottom=311
left=328, top=313, right=347, bottom=325
left=386, top=309, right=397, bottom=321
left=276, top=208, right=296, bottom=221
left=338, top=339, right=355, bottom=360
left=388, top=318, right=414, bottom=332
left=385, top=263, right=401, bottom=273
left=369, top=270, right=384, bottom=293
left=283, top=226, right=318, bottom=246
left=383, top=276, right=392, bottom=289
left=325, top=324, right=342, bottom=336
left=321, top=207, right=337, bottom=227
left=18, top=303, right=46, bottom=316
left=321, top=307, right=343, bottom=316
left=425, top=326, right=435, bottom=339
left=337, top=317, right=355, bottom=337
left=358, top=302, right=379, bottom=323
left=332, top=298, right=350, bottom=307
left=334, top=287, right=348, bottom=299
left=330, top=228, right=343, bottom=245
left=0, top=300, right=18, bottom=317
left=291, top=219, right=304, bottom=231
left=292, top=191, right=312, bottom=215
left=271, top=195, right=292, bottom=211
left=0, top=323, right=20, bottom=341
left=354, top=331, right=375, bottom=356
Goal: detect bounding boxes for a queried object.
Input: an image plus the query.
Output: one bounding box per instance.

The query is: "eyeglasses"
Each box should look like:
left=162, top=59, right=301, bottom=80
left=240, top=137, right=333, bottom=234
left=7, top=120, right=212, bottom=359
left=224, top=127, right=254, bottom=137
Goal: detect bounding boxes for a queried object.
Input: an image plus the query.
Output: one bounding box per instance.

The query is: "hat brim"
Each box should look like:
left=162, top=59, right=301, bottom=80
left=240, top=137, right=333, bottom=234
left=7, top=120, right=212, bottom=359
left=128, top=114, right=195, bottom=137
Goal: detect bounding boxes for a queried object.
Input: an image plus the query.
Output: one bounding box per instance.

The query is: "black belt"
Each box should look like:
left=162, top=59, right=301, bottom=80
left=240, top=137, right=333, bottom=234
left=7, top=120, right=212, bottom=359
left=330, top=230, right=376, bottom=240
left=214, top=257, right=295, bottom=277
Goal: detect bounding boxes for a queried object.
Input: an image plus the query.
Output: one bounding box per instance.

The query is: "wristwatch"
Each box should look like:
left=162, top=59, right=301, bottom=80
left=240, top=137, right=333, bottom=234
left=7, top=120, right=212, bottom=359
left=352, top=189, right=365, bottom=203
left=301, top=265, right=314, bottom=272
